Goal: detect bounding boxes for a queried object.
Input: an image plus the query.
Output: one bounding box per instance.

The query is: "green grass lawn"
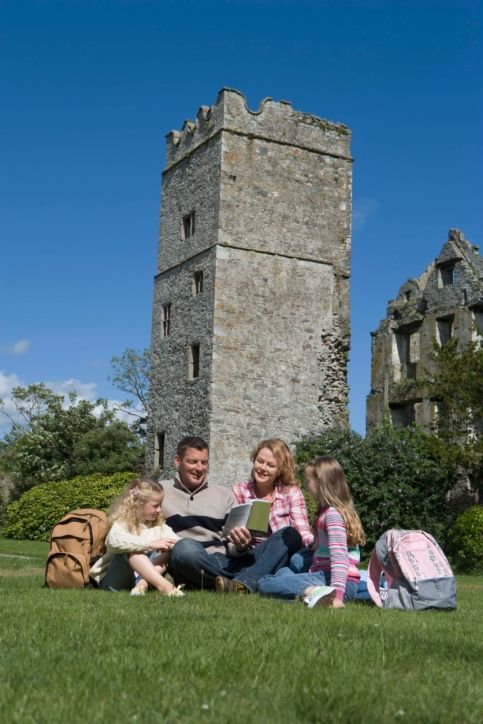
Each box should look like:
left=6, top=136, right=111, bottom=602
left=1, top=538, right=482, bottom=724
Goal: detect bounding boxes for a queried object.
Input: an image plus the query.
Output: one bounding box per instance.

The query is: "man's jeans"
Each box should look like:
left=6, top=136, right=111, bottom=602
left=169, top=526, right=302, bottom=591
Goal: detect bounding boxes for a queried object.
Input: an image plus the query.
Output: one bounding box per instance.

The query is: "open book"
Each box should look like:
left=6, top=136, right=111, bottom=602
left=222, top=500, right=271, bottom=537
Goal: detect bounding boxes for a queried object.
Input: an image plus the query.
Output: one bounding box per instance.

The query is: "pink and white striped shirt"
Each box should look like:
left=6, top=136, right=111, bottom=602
left=233, top=479, right=314, bottom=547
left=310, top=506, right=360, bottom=601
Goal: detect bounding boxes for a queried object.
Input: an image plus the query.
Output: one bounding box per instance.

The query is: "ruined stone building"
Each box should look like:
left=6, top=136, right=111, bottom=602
left=148, top=89, right=352, bottom=486
left=367, top=229, right=483, bottom=431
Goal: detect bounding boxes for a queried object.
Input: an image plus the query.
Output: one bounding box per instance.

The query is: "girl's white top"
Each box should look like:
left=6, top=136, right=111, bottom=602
left=89, top=519, right=179, bottom=584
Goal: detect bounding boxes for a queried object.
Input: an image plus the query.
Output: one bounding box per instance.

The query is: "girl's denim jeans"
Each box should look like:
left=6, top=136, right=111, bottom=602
left=258, top=566, right=358, bottom=602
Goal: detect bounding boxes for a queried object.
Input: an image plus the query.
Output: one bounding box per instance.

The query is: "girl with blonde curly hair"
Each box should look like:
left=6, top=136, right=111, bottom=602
left=89, top=478, right=184, bottom=597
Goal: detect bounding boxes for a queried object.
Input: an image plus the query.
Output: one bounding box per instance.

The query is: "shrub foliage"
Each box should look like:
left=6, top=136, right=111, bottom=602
left=2, top=471, right=135, bottom=541
left=0, top=384, right=145, bottom=491
left=447, top=505, right=483, bottom=573
left=295, top=423, right=456, bottom=554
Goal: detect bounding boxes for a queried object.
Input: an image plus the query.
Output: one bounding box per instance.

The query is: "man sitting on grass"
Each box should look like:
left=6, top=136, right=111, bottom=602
left=161, top=435, right=302, bottom=593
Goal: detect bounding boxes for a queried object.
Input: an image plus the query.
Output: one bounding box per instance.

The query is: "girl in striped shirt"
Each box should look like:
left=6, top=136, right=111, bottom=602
left=258, top=457, right=365, bottom=608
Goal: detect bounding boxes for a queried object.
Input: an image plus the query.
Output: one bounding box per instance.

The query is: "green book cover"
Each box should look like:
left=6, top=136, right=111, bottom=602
left=246, top=500, right=271, bottom=535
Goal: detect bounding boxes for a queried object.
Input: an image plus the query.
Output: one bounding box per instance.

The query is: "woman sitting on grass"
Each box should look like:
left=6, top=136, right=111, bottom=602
left=215, top=438, right=312, bottom=592
left=89, top=478, right=184, bottom=597
left=257, top=456, right=365, bottom=608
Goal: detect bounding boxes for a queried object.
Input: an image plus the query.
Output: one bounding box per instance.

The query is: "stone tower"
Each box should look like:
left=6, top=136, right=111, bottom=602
left=148, top=89, right=352, bottom=486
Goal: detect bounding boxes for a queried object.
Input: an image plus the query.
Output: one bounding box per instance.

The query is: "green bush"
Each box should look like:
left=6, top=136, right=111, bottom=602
left=447, top=505, right=483, bottom=573
left=295, top=423, right=456, bottom=555
left=2, top=471, right=136, bottom=541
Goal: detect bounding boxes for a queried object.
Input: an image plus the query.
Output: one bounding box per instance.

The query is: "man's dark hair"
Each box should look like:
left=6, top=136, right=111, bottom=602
left=176, top=436, right=209, bottom=458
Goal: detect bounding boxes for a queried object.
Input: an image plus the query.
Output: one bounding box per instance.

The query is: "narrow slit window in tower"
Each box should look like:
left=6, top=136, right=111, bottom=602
left=192, top=271, right=203, bottom=295
left=162, top=304, right=171, bottom=337
left=188, top=344, right=200, bottom=379
left=181, top=211, right=195, bottom=240
left=154, top=431, right=165, bottom=469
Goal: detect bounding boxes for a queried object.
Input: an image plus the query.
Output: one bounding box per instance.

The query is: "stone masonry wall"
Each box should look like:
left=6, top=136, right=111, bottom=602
left=149, top=246, right=217, bottom=472
left=209, top=246, right=341, bottom=483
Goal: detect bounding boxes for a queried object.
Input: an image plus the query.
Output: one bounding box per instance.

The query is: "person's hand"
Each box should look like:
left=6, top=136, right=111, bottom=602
left=228, top=526, right=252, bottom=552
left=331, top=598, right=345, bottom=609
left=150, top=537, right=178, bottom=551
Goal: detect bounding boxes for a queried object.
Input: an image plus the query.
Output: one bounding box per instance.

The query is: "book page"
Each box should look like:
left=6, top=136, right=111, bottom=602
left=222, top=503, right=251, bottom=537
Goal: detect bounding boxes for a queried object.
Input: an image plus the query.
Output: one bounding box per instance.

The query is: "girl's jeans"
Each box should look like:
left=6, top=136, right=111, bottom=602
left=100, top=554, right=135, bottom=592
left=258, top=566, right=358, bottom=603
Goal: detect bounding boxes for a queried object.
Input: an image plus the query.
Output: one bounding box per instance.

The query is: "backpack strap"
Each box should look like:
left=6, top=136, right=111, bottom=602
left=367, top=529, right=400, bottom=606
left=367, top=548, right=384, bottom=607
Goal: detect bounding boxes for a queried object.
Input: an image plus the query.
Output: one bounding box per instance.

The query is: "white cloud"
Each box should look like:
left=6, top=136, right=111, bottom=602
left=353, top=197, right=381, bottom=231
left=0, top=371, right=21, bottom=397
left=45, top=378, right=98, bottom=402
left=0, top=371, right=23, bottom=434
left=6, top=339, right=31, bottom=356
left=0, top=372, right=141, bottom=437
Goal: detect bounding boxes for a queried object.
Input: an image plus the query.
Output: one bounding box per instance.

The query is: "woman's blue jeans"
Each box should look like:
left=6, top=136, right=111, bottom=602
left=258, top=566, right=358, bottom=602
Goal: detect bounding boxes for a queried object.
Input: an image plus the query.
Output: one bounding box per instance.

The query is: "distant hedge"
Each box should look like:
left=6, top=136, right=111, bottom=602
left=447, top=506, right=483, bottom=573
left=2, top=471, right=136, bottom=541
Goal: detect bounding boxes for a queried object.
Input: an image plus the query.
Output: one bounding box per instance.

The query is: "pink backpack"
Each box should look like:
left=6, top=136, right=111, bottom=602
left=367, top=529, right=456, bottom=611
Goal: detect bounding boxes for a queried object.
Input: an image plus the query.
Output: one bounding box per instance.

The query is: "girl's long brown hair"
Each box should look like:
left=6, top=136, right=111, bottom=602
left=108, top=477, right=165, bottom=534
left=306, top=456, right=365, bottom=546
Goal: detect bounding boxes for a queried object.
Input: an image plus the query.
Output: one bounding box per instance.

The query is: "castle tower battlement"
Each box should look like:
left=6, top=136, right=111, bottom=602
left=149, top=90, right=352, bottom=486
left=165, top=88, right=351, bottom=168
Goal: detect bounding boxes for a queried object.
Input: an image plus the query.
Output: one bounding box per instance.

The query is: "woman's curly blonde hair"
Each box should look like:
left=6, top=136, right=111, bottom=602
left=108, top=477, right=165, bottom=534
left=250, top=438, right=297, bottom=490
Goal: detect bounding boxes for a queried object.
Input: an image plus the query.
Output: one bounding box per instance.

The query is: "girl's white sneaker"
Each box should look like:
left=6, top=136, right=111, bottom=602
left=303, top=586, right=336, bottom=608
left=130, top=582, right=148, bottom=596
left=167, top=585, right=185, bottom=598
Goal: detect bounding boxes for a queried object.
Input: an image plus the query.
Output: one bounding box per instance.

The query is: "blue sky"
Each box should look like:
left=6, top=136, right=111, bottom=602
left=1, top=0, right=482, bottom=436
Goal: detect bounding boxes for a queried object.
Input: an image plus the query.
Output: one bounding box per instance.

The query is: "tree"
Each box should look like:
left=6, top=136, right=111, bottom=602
left=425, top=337, right=483, bottom=491
left=0, top=385, right=144, bottom=489
left=427, top=338, right=483, bottom=441
left=110, top=347, right=151, bottom=439
left=0, top=384, right=59, bottom=435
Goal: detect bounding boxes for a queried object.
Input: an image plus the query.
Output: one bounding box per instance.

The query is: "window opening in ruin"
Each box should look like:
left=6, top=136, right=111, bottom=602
left=390, top=402, right=415, bottom=428
left=188, top=344, right=200, bottom=379
left=436, top=316, right=453, bottom=346
left=472, top=310, right=483, bottom=339
left=154, top=432, right=165, bottom=470
left=395, top=328, right=420, bottom=378
left=404, top=291, right=411, bottom=302
left=439, top=264, right=455, bottom=287
left=192, top=271, right=203, bottom=295
left=162, top=304, right=171, bottom=337
left=181, top=211, right=195, bottom=240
